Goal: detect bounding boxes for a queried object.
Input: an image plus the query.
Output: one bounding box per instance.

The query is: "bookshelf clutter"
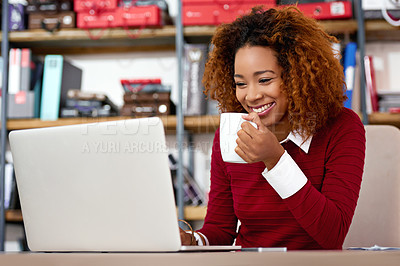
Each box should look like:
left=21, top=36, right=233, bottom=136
left=2, top=0, right=400, bottom=232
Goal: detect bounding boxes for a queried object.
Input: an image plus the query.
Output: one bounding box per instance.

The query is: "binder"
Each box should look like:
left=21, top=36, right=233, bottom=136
left=40, top=55, right=83, bottom=120
left=343, top=42, right=357, bottom=109
left=8, top=91, right=36, bottom=118
left=8, top=48, right=37, bottom=119
left=364, top=55, right=379, bottom=113
left=0, top=56, right=3, bottom=90
left=20, top=48, right=32, bottom=92
left=32, top=60, right=44, bottom=118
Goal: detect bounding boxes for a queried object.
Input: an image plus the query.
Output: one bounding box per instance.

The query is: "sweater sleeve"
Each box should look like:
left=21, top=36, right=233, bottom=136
left=283, top=110, right=366, bottom=249
left=197, top=129, right=238, bottom=245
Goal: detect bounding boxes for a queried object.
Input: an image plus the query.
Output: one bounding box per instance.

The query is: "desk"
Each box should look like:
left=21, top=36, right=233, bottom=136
left=1, top=251, right=399, bottom=266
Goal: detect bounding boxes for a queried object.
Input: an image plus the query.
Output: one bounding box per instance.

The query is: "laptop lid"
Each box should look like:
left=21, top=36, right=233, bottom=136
left=9, top=117, right=182, bottom=252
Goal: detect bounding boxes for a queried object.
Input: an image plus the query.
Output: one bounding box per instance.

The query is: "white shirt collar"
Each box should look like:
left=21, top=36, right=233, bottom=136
left=279, top=131, right=313, bottom=154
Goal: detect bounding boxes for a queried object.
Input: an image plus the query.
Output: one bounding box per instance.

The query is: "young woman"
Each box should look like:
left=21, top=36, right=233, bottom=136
left=180, top=6, right=366, bottom=250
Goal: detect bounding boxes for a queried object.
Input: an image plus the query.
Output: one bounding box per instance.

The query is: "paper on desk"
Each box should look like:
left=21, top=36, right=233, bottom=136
left=347, top=245, right=400, bottom=251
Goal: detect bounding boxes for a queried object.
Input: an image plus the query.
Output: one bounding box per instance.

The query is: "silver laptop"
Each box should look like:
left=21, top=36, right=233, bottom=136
left=9, top=117, right=241, bottom=252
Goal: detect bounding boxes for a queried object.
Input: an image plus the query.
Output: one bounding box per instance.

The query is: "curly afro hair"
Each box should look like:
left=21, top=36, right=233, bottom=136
left=203, top=6, right=347, bottom=137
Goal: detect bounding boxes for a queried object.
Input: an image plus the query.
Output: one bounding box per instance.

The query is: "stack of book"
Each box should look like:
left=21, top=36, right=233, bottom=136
left=379, top=92, right=400, bottom=113
left=61, top=89, right=119, bottom=117
left=120, top=79, right=174, bottom=117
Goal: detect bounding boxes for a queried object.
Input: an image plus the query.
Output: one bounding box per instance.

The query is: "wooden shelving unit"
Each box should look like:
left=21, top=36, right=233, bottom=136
left=365, top=20, right=400, bottom=41
left=6, top=115, right=221, bottom=134
left=0, top=20, right=360, bottom=54
left=368, top=112, right=400, bottom=128
left=6, top=112, right=400, bottom=133
left=5, top=210, right=23, bottom=223
left=2, top=20, right=400, bottom=230
left=5, top=18, right=399, bottom=52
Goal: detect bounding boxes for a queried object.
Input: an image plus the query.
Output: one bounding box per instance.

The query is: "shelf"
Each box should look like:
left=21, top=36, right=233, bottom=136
left=5, top=206, right=207, bottom=223
left=0, top=20, right=357, bottom=54
left=365, top=20, right=400, bottom=41
left=6, top=115, right=221, bottom=134
left=6, top=113, right=400, bottom=133
left=6, top=26, right=178, bottom=54
left=368, top=112, right=400, bottom=128
left=5, top=209, right=23, bottom=223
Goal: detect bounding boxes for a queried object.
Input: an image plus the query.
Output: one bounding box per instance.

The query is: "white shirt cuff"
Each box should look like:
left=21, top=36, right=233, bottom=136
left=262, top=150, right=307, bottom=199
left=196, top=232, right=209, bottom=246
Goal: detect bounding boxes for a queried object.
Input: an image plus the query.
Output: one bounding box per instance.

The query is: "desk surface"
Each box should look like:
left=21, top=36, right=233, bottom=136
left=1, top=251, right=400, bottom=266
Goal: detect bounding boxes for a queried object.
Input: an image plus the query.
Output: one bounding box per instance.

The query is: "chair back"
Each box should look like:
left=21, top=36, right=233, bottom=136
left=343, top=125, right=400, bottom=248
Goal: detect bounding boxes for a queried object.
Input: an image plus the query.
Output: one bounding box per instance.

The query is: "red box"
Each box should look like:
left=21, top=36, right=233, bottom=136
left=285, top=1, right=353, bottom=20
left=118, top=5, right=162, bottom=27
left=182, top=0, right=276, bottom=25
left=74, top=0, right=118, bottom=13
left=76, top=10, right=121, bottom=28
left=77, top=5, right=162, bottom=29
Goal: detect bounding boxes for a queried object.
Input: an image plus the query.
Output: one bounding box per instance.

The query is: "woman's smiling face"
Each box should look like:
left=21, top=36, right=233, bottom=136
left=234, top=45, right=289, bottom=133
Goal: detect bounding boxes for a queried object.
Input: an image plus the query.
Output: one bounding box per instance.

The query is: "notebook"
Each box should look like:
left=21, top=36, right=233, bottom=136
left=9, top=117, right=241, bottom=252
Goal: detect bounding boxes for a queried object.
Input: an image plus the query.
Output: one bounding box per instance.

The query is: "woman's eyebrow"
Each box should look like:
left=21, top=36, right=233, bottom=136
left=254, top=70, right=274, bottom=76
left=234, top=70, right=275, bottom=78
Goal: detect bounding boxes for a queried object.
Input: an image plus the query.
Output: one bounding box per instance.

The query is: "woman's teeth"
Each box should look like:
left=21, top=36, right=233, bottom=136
left=252, top=103, right=273, bottom=113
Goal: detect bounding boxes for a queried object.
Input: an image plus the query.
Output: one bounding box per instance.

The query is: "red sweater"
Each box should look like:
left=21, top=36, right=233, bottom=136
left=198, top=108, right=366, bottom=250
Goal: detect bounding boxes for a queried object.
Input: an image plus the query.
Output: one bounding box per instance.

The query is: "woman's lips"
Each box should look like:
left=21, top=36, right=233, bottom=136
left=250, top=102, right=275, bottom=116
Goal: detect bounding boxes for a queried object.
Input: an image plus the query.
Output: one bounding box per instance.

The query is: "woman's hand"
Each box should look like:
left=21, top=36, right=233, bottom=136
left=179, top=228, right=197, bottom=246
left=235, top=112, right=285, bottom=170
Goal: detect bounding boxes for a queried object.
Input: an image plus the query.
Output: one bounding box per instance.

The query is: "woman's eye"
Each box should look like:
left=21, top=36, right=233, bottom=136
left=235, top=82, right=246, bottom=87
left=259, top=78, right=272, bottom=84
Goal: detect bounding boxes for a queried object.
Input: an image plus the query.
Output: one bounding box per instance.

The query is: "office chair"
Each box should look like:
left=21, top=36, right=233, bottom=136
left=343, top=125, right=400, bottom=248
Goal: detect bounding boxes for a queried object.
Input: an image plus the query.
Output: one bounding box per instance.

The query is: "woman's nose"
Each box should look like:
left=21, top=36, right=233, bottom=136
left=245, top=84, right=262, bottom=102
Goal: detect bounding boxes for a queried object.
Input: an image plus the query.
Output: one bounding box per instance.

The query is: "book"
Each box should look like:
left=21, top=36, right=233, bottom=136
left=40, top=55, right=82, bottom=120
left=169, top=154, right=206, bottom=206
left=8, top=48, right=21, bottom=94
left=0, top=56, right=3, bottom=93
left=4, top=163, right=14, bottom=209
left=61, top=89, right=119, bottom=117
left=364, top=55, right=379, bottom=113
left=20, top=48, right=32, bottom=92
left=32, top=60, right=44, bottom=118
left=183, top=43, right=207, bottom=116
left=351, top=51, right=361, bottom=114
left=378, top=91, right=400, bottom=113
left=343, top=42, right=357, bottom=109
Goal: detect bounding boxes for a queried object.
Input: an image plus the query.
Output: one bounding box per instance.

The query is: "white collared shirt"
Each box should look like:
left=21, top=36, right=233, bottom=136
left=261, top=132, right=312, bottom=199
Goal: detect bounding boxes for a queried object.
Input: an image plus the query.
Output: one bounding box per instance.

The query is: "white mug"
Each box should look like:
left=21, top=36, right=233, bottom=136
left=220, top=113, right=257, bottom=163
